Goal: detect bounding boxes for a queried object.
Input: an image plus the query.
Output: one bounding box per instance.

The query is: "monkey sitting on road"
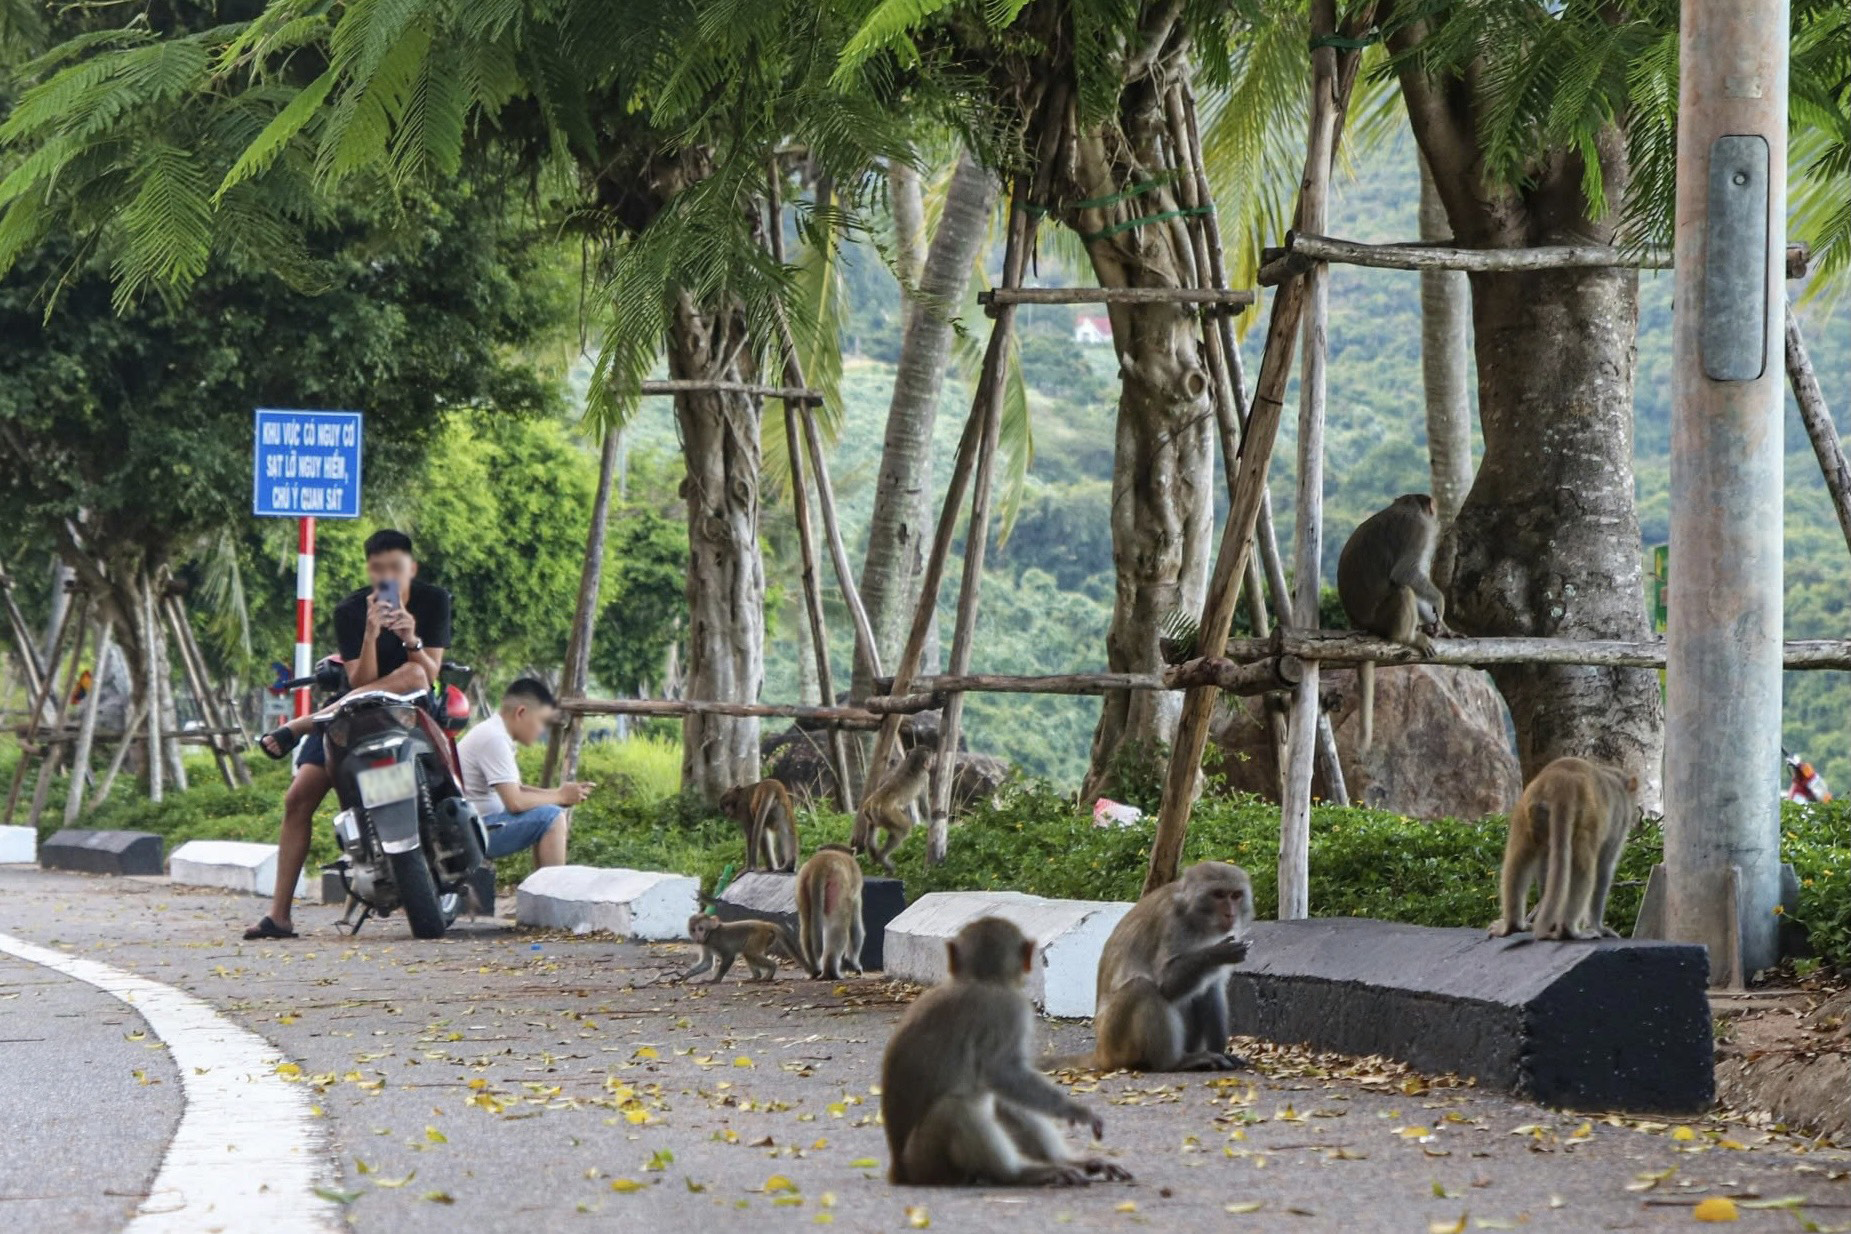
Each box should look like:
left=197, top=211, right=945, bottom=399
left=678, top=914, right=802, bottom=984
left=883, top=917, right=1132, bottom=1187
left=795, top=845, right=864, bottom=980
left=718, top=778, right=799, bottom=873
left=1488, top=756, right=1640, bottom=942
left=1049, top=861, right=1254, bottom=1073
left=853, top=746, right=936, bottom=874
left=1337, top=493, right=1449, bottom=751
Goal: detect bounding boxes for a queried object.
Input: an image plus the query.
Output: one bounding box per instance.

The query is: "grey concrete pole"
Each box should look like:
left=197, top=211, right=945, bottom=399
left=1664, top=1, right=1789, bottom=983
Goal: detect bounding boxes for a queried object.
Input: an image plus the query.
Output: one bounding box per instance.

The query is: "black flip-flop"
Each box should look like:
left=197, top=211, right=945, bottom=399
left=242, top=916, right=298, bottom=941
left=255, top=726, right=300, bottom=760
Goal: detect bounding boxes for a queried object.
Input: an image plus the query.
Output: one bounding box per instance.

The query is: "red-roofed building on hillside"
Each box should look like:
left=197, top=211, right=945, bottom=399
left=1073, top=315, right=1113, bottom=345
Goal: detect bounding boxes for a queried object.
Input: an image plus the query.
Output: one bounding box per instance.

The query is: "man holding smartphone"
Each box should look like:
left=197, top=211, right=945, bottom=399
left=245, top=528, right=452, bottom=940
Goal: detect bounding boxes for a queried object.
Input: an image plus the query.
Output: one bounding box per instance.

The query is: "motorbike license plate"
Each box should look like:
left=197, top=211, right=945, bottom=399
left=357, top=762, right=418, bottom=809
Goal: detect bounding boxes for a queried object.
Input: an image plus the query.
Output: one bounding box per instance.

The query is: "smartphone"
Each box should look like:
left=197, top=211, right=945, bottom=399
left=375, top=578, right=401, bottom=610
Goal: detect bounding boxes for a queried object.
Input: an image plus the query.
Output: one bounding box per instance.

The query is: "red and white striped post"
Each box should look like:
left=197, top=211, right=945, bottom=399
left=293, top=516, right=316, bottom=719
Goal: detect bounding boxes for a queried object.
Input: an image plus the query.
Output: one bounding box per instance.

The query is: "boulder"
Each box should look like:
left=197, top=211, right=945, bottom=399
left=883, top=891, right=1130, bottom=1018
left=1209, top=663, right=1521, bottom=820
left=514, top=865, right=697, bottom=939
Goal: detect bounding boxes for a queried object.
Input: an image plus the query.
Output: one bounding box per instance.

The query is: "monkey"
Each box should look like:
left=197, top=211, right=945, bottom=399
left=882, top=916, right=1133, bottom=1187
left=1336, top=493, right=1449, bottom=752
left=795, top=845, right=865, bottom=980
left=1488, top=756, right=1640, bottom=942
left=678, top=913, right=802, bottom=984
left=718, top=778, right=799, bottom=873
left=1047, top=861, right=1254, bottom=1073
left=854, top=746, right=936, bottom=874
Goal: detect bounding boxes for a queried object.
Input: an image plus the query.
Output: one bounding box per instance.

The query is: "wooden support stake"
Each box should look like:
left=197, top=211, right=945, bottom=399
left=1786, top=307, right=1851, bottom=556
left=2, top=587, right=76, bottom=824
left=27, top=599, right=89, bottom=828
left=63, top=617, right=113, bottom=824
left=170, top=598, right=252, bottom=785
left=638, top=379, right=821, bottom=402
left=1143, top=2, right=1374, bottom=897
left=559, top=695, right=883, bottom=727
left=163, top=597, right=236, bottom=790
left=545, top=427, right=621, bottom=787
left=798, top=404, right=881, bottom=684
left=978, top=286, right=1255, bottom=310
left=768, top=168, right=854, bottom=812
left=0, top=558, right=45, bottom=697
left=90, top=695, right=147, bottom=813
left=143, top=583, right=163, bottom=803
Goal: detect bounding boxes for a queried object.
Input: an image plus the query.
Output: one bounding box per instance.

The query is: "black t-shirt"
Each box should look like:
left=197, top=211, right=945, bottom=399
left=333, top=579, right=453, bottom=682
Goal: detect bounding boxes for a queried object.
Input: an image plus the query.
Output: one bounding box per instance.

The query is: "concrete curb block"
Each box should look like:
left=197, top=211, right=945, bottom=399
left=169, top=840, right=310, bottom=899
left=0, top=824, right=35, bottom=864
left=40, top=828, right=163, bottom=876
left=1227, top=918, right=1713, bottom=1113
left=716, top=871, right=906, bottom=972
left=515, top=865, right=698, bottom=939
left=883, top=891, right=1131, bottom=1018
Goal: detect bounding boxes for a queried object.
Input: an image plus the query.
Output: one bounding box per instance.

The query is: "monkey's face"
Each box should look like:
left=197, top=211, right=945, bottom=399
left=1395, top=493, right=1436, bottom=518
left=1175, top=863, right=1253, bottom=938
left=688, top=914, right=715, bottom=941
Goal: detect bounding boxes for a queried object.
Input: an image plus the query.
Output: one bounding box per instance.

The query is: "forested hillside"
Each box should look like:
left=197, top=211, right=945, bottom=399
left=608, top=131, right=1851, bottom=794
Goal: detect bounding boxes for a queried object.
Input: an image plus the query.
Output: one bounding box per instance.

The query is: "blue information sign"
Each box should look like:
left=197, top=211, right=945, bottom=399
left=252, top=409, right=363, bottom=519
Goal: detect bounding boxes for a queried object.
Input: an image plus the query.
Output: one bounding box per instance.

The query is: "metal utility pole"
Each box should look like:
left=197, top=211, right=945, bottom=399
left=1664, top=0, right=1789, bottom=984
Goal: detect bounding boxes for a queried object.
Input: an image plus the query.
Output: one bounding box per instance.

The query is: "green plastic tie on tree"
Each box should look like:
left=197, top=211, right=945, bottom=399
left=1079, top=205, right=1213, bottom=242
left=1063, top=173, right=1179, bottom=213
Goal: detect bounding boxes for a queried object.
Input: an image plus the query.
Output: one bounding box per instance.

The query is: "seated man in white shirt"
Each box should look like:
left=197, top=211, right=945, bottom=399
left=456, top=678, right=595, bottom=866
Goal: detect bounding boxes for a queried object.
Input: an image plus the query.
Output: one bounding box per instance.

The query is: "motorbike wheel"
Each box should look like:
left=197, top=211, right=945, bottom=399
left=389, top=848, right=447, bottom=940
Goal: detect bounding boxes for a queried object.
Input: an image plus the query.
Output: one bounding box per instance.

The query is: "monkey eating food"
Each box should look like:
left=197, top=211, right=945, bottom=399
left=718, top=778, right=799, bottom=873
left=882, top=916, right=1132, bottom=1187
left=1488, top=756, right=1640, bottom=941
left=1336, top=493, right=1448, bottom=751
left=678, top=913, right=802, bottom=984
left=854, top=746, right=936, bottom=874
left=1050, top=861, right=1254, bottom=1073
left=795, top=844, right=864, bottom=980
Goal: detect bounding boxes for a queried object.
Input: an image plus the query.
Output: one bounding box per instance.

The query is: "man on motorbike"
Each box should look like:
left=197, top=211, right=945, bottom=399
left=246, top=529, right=452, bottom=940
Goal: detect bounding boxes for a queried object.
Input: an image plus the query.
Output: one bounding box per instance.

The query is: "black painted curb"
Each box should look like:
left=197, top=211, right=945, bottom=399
left=716, top=870, right=905, bottom=971
left=1227, top=918, right=1713, bottom=1114
left=40, top=829, right=164, bottom=877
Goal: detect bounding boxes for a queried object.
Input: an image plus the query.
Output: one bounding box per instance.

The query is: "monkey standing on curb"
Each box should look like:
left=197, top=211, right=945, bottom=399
left=795, top=845, right=864, bottom=979
left=854, top=746, right=936, bottom=874
left=882, top=917, right=1132, bottom=1187
left=1488, top=756, right=1640, bottom=941
left=1336, top=493, right=1449, bottom=751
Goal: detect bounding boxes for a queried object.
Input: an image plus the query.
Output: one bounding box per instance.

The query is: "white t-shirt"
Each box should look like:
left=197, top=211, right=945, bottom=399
left=457, top=714, right=521, bottom=820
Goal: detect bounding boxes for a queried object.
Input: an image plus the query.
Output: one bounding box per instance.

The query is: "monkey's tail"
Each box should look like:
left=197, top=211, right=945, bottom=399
left=1536, top=800, right=1571, bottom=937
left=1359, top=660, right=1376, bottom=752
left=1036, top=1052, right=1099, bottom=1073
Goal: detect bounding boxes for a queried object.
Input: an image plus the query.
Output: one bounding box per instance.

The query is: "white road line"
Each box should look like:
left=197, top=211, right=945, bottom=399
left=0, top=932, right=343, bottom=1234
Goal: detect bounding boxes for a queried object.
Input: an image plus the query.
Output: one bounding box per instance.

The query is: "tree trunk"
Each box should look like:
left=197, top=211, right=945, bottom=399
left=1070, top=79, right=1217, bottom=802
left=668, top=290, right=767, bottom=802
left=855, top=150, right=995, bottom=696
left=1451, top=264, right=1664, bottom=806
left=1417, top=152, right=1473, bottom=526
left=887, top=160, right=926, bottom=335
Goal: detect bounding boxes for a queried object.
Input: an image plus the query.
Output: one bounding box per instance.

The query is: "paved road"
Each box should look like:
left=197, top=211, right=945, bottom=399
left=0, top=866, right=1845, bottom=1234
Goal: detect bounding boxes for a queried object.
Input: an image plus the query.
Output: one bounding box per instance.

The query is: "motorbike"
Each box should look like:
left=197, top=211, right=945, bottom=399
left=275, top=658, right=487, bottom=938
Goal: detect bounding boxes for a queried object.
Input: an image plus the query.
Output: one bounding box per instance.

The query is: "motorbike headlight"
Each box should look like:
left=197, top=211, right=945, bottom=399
left=386, top=704, right=420, bottom=729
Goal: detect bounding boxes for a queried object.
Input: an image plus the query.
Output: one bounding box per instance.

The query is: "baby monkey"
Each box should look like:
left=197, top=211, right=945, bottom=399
left=1337, top=493, right=1448, bottom=751
left=678, top=913, right=802, bottom=984
left=882, top=916, right=1132, bottom=1187
left=1488, top=756, right=1640, bottom=941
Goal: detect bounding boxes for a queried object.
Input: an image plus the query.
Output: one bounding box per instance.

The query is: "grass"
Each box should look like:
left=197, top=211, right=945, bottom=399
left=15, top=730, right=1850, bottom=971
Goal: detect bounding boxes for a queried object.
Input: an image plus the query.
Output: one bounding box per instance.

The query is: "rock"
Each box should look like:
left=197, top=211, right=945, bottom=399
left=1209, top=663, right=1521, bottom=819
left=883, top=891, right=1131, bottom=1018
left=168, top=840, right=308, bottom=899
left=514, top=866, right=697, bottom=939
left=1228, top=918, right=1713, bottom=1113
left=0, top=825, right=35, bottom=864
left=40, top=828, right=163, bottom=876
left=715, top=870, right=907, bottom=971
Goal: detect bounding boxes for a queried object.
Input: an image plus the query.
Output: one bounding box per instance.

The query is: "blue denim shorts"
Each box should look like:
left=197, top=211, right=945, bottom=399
left=481, top=804, right=564, bottom=859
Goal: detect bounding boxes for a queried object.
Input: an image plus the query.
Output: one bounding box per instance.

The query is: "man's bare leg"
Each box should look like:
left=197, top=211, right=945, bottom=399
left=259, top=763, right=332, bottom=931
left=535, top=810, right=570, bottom=868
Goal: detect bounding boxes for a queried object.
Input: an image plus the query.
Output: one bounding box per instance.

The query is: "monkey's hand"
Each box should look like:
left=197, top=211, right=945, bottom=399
left=1210, top=937, right=1251, bottom=965
left=1068, top=1107, right=1105, bottom=1141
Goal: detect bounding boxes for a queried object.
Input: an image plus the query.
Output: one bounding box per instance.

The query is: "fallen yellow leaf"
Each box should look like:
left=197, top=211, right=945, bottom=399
left=1692, top=1197, right=1738, bottom=1222
left=610, top=1179, right=644, bottom=1194
left=1225, top=1201, right=1263, bottom=1214
left=849, top=1157, right=879, bottom=1169
left=375, top=1174, right=415, bottom=1189
left=424, top=1126, right=446, bottom=1144
left=1115, top=1201, right=1138, bottom=1213
left=1672, top=1125, right=1697, bottom=1142
left=1427, top=1216, right=1467, bottom=1234
left=904, top=1205, right=930, bottom=1228
left=734, top=1056, right=754, bottom=1068
left=634, top=1046, right=660, bottom=1060
left=275, top=1062, right=302, bottom=1078
left=765, top=1175, right=798, bottom=1194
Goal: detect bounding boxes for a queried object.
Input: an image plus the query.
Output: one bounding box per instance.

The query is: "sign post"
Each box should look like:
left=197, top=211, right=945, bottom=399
left=252, top=409, right=363, bottom=719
